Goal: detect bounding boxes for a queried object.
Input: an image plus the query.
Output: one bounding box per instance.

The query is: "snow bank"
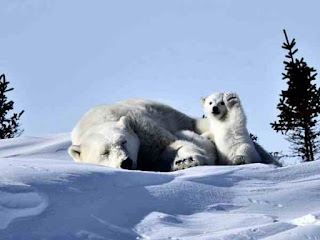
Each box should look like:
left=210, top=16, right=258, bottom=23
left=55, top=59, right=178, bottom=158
left=0, top=134, right=319, bottom=240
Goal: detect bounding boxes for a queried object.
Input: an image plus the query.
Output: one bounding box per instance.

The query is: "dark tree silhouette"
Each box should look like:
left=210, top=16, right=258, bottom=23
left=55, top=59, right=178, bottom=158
left=271, top=30, right=320, bottom=162
left=0, top=74, right=24, bottom=139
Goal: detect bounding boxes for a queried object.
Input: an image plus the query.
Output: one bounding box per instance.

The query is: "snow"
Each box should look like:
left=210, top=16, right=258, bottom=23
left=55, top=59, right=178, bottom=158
left=0, top=134, right=319, bottom=240
left=291, top=214, right=320, bottom=226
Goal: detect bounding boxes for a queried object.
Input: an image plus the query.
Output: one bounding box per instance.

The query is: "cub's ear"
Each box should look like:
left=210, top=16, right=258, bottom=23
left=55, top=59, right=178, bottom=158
left=118, top=116, right=130, bottom=128
left=69, top=145, right=81, bottom=161
left=201, top=97, right=206, bottom=105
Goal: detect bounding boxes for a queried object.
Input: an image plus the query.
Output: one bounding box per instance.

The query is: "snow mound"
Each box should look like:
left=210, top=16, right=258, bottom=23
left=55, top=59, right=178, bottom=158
left=291, top=213, right=320, bottom=226
left=0, top=134, right=319, bottom=240
left=0, top=184, right=48, bottom=230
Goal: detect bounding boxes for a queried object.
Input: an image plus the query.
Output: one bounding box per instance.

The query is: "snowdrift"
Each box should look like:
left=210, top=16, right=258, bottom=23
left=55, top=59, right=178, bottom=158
left=0, top=134, right=319, bottom=240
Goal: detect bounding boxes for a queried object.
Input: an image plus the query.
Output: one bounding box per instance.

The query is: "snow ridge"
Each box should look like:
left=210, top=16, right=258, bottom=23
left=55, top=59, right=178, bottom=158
left=0, top=134, right=319, bottom=240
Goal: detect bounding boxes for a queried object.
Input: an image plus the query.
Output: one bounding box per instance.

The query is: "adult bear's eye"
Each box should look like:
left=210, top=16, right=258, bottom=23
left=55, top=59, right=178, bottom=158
left=102, top=150, right=109, bottom=156
left=221, top=102, right=225, bottom=105
left=209, top=102, right=212, bottom=105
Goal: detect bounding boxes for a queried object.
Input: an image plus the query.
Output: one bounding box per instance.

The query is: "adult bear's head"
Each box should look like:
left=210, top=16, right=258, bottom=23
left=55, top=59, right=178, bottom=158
left=69, top=116, right=140, bottom=170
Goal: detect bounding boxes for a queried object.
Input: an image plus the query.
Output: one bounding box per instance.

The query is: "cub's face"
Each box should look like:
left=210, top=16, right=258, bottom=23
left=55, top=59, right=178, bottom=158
left=202, top=93, right=228, bottom=120
left=69, top=117, right=140, bottom=169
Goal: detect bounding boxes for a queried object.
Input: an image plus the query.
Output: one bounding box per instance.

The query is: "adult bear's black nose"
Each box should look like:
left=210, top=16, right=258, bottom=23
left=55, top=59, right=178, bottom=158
left=121, top=158, right=133, bottom=170
left=212, top=106, right=219, bottom=114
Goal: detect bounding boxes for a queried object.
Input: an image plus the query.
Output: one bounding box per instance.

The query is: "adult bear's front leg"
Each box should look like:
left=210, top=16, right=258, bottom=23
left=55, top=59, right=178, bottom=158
left=129, top=113, right=209, bottom=171
left=168, top=140, right=208, bottom=171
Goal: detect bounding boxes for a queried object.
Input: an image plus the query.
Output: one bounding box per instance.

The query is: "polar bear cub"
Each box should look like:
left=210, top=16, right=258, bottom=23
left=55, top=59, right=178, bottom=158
left=202, top=92, right=261, bottom=165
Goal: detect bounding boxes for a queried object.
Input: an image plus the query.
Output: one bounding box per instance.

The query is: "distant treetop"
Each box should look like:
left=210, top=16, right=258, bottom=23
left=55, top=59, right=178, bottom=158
left=0, top=74, right=24, bottom=139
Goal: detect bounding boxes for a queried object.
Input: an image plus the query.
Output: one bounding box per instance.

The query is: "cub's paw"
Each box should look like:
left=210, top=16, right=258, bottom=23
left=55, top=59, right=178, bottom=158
left=173, top=156, right=200, bottom=171
left=224, top=92, right=240, bottom=107
left=232, top=155, right=248, bottom=165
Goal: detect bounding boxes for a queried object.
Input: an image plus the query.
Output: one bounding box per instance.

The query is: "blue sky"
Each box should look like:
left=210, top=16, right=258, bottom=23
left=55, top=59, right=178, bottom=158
left=1, top=0, right=320, bottom=156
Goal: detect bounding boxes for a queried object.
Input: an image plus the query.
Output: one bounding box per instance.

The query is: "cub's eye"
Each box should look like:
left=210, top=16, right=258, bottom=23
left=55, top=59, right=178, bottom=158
left=209, top=102, right=212, bottom=105
left=121, top=140, right=127, bottom=145
left=221, top=102, right=225, bottom=106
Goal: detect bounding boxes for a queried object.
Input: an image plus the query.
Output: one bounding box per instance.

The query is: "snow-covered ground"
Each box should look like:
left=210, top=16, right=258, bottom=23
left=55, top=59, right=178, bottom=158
left=0, top=134, right=319, bottom=240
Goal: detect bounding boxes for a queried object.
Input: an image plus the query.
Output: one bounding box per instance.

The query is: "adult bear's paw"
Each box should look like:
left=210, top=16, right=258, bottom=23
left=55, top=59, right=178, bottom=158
left=170, top=140, right=206, bottom=171
left=173, top=156, right=201, bottom=171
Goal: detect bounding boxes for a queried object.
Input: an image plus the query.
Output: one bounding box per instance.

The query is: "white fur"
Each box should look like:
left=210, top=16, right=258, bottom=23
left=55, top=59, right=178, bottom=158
left=172, top=130, right=217, bottom=170
left=202, top=92, right=261, bottom=165
left=70, top=119, right=140, bottom=169
left=69, top=99, right=214, bottom=171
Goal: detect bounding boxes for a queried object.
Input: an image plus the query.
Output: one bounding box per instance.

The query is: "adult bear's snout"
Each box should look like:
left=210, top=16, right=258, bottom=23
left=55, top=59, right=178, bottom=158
left=121, top=158, right=133, bottom=170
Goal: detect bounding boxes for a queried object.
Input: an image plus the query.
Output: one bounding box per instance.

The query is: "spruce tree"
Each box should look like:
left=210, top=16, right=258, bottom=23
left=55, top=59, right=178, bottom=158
left=0, top=74, right=24, bottom=139
left=271, top=30, right=320, bottom=162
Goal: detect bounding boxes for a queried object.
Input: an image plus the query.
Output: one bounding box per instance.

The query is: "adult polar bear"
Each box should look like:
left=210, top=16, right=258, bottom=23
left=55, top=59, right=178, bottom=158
left=69, top=99, right=215, bottom=171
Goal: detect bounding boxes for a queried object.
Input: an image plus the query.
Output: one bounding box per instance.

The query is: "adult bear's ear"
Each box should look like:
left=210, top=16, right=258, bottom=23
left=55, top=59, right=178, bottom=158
left=201, top=97, right=206, bottom=105
left=69, top=145, right=81, bottom=161
left=118, top=116, right=130, bottom=128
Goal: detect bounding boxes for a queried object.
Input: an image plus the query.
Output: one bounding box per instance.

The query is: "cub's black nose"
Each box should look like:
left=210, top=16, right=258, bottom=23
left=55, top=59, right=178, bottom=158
left=121, top=158, right=133, bottom=170
left=212, top=106, right=219, bottom=114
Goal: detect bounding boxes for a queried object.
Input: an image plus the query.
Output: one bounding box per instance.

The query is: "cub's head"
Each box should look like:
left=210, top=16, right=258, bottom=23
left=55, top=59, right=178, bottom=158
left=201, top=92, right=228, bottom=120
left=69, top=116, right=140, bottom=170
